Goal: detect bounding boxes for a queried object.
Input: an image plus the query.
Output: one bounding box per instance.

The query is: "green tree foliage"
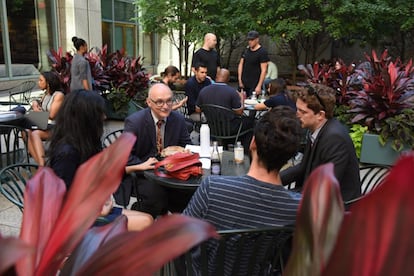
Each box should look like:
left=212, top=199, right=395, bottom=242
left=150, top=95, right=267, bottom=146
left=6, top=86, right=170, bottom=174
left=135, top=0, right=413, bottom=77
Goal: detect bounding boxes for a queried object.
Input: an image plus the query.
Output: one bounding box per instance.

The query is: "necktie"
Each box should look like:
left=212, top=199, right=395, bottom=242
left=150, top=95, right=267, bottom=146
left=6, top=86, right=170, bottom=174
left=156, top=120, right=164, bottom=154
left=309, top=133, right=315, bottom=147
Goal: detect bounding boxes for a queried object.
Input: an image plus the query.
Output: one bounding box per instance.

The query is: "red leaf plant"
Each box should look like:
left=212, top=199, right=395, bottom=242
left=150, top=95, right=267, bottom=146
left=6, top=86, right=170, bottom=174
left=285, top=151, right=414, bottom=276
left=323, top=152, right=414, bottom=276
left=284, top=163, right=344, bottom=276
left=0, top=132, right=217, bottom=276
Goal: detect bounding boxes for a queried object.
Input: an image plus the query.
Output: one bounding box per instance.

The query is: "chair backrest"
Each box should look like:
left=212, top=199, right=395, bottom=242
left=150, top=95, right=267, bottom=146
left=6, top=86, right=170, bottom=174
left=200, top=104, right=245, bottom=145
left=359, top=165, right=391, bottom=195
left=181, top=226, right=294, bottom=276
left=0, top=163, right=38, bottom=211
left=9, top=80, right=37, bottom=104
left=0, top=125, right=30, bottom=168
left=344, top=165, right=391, bottom=209
left=102, top=129, right=124, bottom=148
left=174, top=92, right=188, bottom=118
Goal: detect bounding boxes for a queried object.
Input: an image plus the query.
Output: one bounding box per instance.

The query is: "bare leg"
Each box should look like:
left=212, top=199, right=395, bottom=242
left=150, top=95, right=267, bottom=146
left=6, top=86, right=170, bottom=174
left=28, top=129, right=50, bottom=166
left=121, top=209, right=153, bottom=231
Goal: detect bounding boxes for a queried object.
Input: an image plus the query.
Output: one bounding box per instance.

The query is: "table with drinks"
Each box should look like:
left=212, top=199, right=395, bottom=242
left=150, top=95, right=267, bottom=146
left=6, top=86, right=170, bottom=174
left=143, top=149, right=250, bottom=191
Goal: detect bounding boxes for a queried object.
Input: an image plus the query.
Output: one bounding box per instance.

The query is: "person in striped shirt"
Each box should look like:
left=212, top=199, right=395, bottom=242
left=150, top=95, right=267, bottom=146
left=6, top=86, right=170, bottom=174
left=182, top=106, right=302, bottom=275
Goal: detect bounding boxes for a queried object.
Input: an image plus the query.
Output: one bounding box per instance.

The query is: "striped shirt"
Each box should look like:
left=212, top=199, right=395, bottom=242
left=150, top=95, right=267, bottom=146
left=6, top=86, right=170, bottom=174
left=183, top=175, right=301, bottom=275
left=183, top=175, right=301, bottom=230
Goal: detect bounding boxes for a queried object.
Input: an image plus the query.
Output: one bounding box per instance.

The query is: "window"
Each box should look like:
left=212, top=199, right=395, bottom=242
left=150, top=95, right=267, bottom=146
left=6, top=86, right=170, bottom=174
left=101, top=0, right=137, bottom=57
left=1, top=0, right=57, bottom=79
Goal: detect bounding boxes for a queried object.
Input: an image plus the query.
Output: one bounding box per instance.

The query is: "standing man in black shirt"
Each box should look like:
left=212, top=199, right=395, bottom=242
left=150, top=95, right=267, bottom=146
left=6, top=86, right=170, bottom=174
left=192, top=33, right=221, bottom=81
left=238, top=30, right=269, bottom=97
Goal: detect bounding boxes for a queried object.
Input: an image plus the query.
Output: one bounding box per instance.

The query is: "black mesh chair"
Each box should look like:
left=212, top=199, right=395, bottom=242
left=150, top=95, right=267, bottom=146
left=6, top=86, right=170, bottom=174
left=344, top=165, right=391, bottom=208
left=200, top=104, right=253, bottom=147
left=175, top=226, right=294, bottom=276
left=8, top=80, right=37, bottom=105
left=0, top=163, right=38, bottom=211
left=102, top=129, right=124, bottom=148
left=0, top=125, right=30, bottom=168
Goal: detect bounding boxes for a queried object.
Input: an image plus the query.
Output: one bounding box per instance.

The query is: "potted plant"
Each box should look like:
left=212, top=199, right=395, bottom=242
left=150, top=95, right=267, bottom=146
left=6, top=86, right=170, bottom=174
left=46, top=47, right=73, bottom=94
left=0, top=133, right=216, bottom=275
left=299, top=51, right=414, bottom=165
left=48, top=45, right=150, bottom=119
left=346, top=50, right=414, bottom=165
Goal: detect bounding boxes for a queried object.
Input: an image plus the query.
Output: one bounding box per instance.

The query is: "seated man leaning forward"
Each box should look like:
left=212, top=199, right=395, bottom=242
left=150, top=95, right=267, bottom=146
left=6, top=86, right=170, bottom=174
left=280, top=84, right=361, bottom=201
left=196, top=68, right=254, bottom=149
left=184, top=106, right=303, bottom=229
left=114, top=83, right=192, bottom=218
left=182, top=106, right=302, bottom=274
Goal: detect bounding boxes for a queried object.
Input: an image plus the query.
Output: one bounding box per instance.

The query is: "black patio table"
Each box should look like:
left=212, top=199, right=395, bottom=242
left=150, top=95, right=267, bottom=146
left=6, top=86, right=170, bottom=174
left=144, top=151, right=250, bottom=191
left=0, top=110, right=23, bottom=125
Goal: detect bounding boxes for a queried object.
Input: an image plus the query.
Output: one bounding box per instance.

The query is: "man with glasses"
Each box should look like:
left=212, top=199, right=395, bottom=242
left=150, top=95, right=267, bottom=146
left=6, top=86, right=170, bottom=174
left=114, top=83, right=191, bottom=218
left=280, top=84, right=361, bottom=201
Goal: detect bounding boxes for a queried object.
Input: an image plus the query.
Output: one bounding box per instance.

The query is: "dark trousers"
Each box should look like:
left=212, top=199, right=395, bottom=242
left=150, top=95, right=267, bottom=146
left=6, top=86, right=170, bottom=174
left=131, top=175, right=195, bottom=218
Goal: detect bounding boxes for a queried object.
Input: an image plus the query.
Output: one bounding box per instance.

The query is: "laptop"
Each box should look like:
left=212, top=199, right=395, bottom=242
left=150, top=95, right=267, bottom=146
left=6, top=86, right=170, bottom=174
left=24, top=111, right=50, bottom=130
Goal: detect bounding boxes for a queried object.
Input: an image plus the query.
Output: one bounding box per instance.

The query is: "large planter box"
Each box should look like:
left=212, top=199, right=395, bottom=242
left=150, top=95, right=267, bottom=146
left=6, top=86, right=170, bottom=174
left=360, top=133, right=410, bottom=166
left=105, top=99, right=145, bottom=121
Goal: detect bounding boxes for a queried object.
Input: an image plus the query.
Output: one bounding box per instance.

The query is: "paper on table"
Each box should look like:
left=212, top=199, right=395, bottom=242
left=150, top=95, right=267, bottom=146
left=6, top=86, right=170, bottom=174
left=244, top=99, right=259, bottom=105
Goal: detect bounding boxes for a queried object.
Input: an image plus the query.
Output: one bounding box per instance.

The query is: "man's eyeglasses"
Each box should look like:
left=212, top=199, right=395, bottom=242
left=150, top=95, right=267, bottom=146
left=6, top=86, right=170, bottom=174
left=306, top=85, right=326, bottom=111
left=149, top=98, right=173, bottom=107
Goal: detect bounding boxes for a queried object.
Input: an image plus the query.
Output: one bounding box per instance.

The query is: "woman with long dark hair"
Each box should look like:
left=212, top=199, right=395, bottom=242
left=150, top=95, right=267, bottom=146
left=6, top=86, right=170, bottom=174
left=28, top=71, right=64, bottom=166
left=47, top=90, right=153, bottom=231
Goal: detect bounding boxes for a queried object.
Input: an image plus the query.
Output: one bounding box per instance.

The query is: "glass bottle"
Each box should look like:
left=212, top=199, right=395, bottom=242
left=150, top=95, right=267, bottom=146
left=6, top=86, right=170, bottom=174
left=211, top=141, right=221, bottom=175
left=234, top=141, right=244, bottom=164
left=251, top=91, right=257, bottom=100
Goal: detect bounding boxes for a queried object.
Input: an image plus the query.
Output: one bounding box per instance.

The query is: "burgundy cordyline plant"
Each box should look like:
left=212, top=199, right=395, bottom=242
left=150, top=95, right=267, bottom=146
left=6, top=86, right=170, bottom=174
left=285, top=151, right=414, bottom=276
left=0, top=133, right=216, bottom=276
left=347, top=49, right=414, bottom=150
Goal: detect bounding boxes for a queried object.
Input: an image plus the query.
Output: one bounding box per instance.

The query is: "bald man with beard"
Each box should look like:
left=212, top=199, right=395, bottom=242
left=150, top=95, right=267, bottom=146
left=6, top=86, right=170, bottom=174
left=192, top=33, right=221, bottom=80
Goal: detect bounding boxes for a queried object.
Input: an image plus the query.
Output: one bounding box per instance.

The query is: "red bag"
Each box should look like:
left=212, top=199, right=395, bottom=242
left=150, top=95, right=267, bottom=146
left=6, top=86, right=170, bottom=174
left=154, top=152, right=203, bottom=180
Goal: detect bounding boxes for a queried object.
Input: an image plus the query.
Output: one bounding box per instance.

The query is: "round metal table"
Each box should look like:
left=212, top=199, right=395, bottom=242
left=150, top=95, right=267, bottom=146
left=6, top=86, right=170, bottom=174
left=144, top=151, right=250, bottom=190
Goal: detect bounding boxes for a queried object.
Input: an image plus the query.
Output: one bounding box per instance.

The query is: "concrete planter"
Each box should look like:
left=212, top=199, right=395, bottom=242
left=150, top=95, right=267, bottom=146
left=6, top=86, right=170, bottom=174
left=360, top=133, right=410, bottom=166
left=105, top=99, right=145, bottom=121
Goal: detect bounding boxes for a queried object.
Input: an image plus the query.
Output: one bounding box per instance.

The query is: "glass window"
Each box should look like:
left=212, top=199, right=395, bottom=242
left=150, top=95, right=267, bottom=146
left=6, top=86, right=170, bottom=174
left=115, top=24, right=136, bottom=56
left=0, top=16, right=4, bottom=65
left=101, top=0, right=112, bottom=20
left=115, top=25, right=124, bottom=52
left=1, top=0, right=56, bottom=78
left=7, top=0, right=39, bottom=65
left=114, top=1, right=134, bottom=22
left=101, top=0, right=138, bottom=57
left=102, top=21, right=113, bottom=53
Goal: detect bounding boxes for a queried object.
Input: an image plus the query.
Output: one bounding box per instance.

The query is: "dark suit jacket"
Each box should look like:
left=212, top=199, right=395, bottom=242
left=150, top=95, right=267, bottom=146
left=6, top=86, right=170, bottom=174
left=281, top=119, right=361, bottom=201
left=114, top=108, right=191, bottom=206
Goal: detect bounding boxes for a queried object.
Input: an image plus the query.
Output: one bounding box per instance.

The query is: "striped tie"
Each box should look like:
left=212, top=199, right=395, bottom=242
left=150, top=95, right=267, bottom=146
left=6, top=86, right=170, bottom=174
left=156, top=120, right=164, bottom=154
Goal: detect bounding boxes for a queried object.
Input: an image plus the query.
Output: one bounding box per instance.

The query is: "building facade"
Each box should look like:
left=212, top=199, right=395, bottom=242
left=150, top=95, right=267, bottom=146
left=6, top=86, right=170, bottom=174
left=0, top=0, right=178, bottom=83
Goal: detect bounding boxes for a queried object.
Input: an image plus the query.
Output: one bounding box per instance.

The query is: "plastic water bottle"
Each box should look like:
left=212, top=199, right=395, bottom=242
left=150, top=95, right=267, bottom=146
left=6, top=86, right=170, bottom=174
left=211, top=141, right=221, bottom=175
left=234, top=141, right=244, bottom=164
left=200, top=123, right=210, bottom=158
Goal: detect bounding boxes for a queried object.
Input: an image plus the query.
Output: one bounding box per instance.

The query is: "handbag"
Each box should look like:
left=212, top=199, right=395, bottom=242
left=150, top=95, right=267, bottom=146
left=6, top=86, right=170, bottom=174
left=154, top=152, right=203, bottom=180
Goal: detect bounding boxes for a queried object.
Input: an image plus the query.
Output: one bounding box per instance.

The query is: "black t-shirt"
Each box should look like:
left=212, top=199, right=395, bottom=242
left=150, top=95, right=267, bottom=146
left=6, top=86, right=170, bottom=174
left=192, top=48, right=221, bottom=80
left=241, top=47, right=269, bottom=92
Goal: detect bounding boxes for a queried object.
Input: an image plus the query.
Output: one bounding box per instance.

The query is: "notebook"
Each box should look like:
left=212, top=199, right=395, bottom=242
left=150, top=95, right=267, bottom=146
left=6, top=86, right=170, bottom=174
left=24, top=111, right=50, bottom=130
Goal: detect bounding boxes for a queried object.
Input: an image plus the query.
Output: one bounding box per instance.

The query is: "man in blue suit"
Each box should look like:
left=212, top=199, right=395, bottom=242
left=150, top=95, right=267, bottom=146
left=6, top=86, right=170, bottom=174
left=114, top=83, right=191, bottom=218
